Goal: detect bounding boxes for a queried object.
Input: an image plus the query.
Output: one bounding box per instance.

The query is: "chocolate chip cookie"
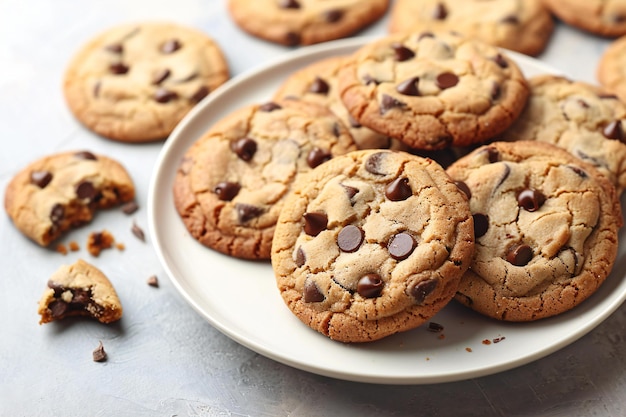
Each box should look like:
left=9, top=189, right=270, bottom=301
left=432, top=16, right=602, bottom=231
left=38, top=259, right=123, bottom=324
left=4, top=151, right=135, bottom=246
left=63, top=22, right=229, bottom=142
left=227, top=0, right=390, bottom=46
left=388, top=0, right=554, bottom=56
left=173, top=99, right=357, bottom=260
left=446, top=141, right=622, bottom=321
left=338, top=31, right=529, bottom=150
left=502, top=75, right=626, bottom=192
left=598, top=35, right=626, bottom=104
left=542, top=0, right=626, bottom=37
left=271, top=150, right=475, bottom=342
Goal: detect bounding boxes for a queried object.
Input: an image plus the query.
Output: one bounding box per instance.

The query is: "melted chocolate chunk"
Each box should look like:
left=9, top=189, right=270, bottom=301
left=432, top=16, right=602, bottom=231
left=190, top=86, right=209, bottom=103
left=161, top=39, right=182, bottom=54
left=105, top=43, right=123, bottom=54
left=154, top=88, right=178, bottom=103
left=303, top=280, right=325, bottom=302
left=303, top=212, right=328, bottom=236
left=436, top=72, right=459, bottom=90
left=505, top=243, right=533, bottom=266
left=380, top=94, right=406, bottom=114
left=49, top=300, right=68, bottom=318
left=50, top=204, right=64, bottom=226
left=492, top=53, right=509, bottom=68
left=109, top=63, right=129, bottom=75
left=259, top=102, right=282, bottom=112
left=214, top=182, right=241, bottom=201
left=396, top=77, right=420, bottom=96
left=454, top=180, right=471, bottom=199
left=324, top=9, right=343, bottom=22
left=30, top=171, right=53, bottom=188
left=485, top=147, right=500, bottom=163
left=385, top=177, right=412, bottom=201
left=341, top=184, right=359, bottom=201
left=364, top=152, right=388, bottom=175
left=568, top=165, right=588, bottom=178
left=307, top=147, right=331, bottom=168
left=285, top=32, right=301, bottom=46
left=357, top=274, right=384, bottom=298
left=391, top=43, right=415, bottom=62
left=495, top=164, right=511, bottom=189
left=602, top=120, right=624, bottom=142
left=433, top=2, right=448, bottom=19
left=337, top=225, right=364, bottom=252
left=295, top=247, right=306, bottom=267
left=309, top=76, right=330, bottom=94
left=517, top=188, right=546, bottom=212
left=74, top=151, right=97, bottom=160
left=411, top=279, right=438, bottom=305
left=236, top=203, right=264, bottom=223
left=279, top=0, right=300, bottom=8
left=70, top=289, right=90, bottom=306
left=473, top=213, right=489, bottom=238
left=501, top=15, right=519, bottom=24
left=76, top=181, right=97, bottom=201
left=151, top=68, right=171, bottom=85
left=388, top=232, right=416, bottom=260
left=232, top=138, right=257, bottom=161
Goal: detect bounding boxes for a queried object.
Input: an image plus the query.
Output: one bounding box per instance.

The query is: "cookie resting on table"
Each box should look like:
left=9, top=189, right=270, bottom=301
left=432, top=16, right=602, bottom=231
left=446, top=141, right=622, bottom=321
left=63, top=22, right=229, bottom=142
left=542, top=0, right=626, bottom=37
left=4, top=151, right=135, bottom=246
left=597, top=34, right=626, bottom=104
left=337, top=31, right=529, bottom=150
left=173, top=99, right=358, bottom=260
left=271, top=149, right=475, bottom=343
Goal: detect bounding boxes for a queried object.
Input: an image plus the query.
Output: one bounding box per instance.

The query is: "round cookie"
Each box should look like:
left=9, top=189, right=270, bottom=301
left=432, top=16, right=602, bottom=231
left=598, top=34, right=626, bottom=104
left=271, top=149, right=475, bottom=343
left=446, top=141, right=622, bottom=321
left=337, top=31, right=530, bottom=150
left=388, top=0, right=554, bottom=57
left=173, top=99, right=358, bottom=260
left=4, top=151, right=135, bottom=246
left=542, top=0, right=626, bottom=37
left=63, top=22, right=229, bottom=142
left=501, top=74, right=626, bottom=192
left=274, top=55, right=408, bottom=151
left=227, top=0, right=390, bottom=46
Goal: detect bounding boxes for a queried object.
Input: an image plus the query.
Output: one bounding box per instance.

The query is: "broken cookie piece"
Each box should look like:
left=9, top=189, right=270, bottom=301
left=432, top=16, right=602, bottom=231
left=38, top=259, right=123, bottom=324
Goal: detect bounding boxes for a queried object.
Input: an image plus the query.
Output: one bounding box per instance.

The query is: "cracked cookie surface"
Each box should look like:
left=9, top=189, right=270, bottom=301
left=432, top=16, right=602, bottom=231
left=388, top=0, right=554, bottom=56
left=502, top=75, right=626, bottom=193
left=227, top=0, right=389, bottom=46
left=271, top=149, right=474, bottom=342
left=542, top=0, right=626, bottom=37
left=338, top=31, right=529, bottom=150
left=4, top=151, right=135, bottom=246
left=63, top=22, right=229, bottom=142
left=446, top=141, right=622, bottom=321
left=173, top=99, right=357, bottom=260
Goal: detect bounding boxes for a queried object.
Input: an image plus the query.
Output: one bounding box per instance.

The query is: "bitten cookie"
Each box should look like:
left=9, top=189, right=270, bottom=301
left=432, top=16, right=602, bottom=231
left=388, top=0, right=554, bottom=56
left=598, top=35, right=626, bottom=104
left=173, top=99, right=357, bottom=260
left=274, top=56, right=408, bottom=151
left=271, top=150, right=475, bottom=343
left=446, top=141, right=622, bottom=321
left=227, top=0, right=390, bottom=46
left=502, top=75, right=626, bottom=192
left=338, top=31, right=529, bottom=150
left=542, top=0, right=626, bottom=37
left=4, top=151, right=135, bottom=246
left=63, top=22, right=229, bottom=142
left=38, top=259, right=123, bottom=324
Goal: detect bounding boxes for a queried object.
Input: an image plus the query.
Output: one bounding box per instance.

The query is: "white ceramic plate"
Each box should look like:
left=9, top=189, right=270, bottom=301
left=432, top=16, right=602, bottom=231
left=148, top=37, right=626, bottom=385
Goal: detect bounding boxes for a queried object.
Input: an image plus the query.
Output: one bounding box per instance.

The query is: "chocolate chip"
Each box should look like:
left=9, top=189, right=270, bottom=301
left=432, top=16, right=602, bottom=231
left=152, top=68, right=171, bottom=85
left=341, top=184, right=359, bottom=201
left=433, top=2, right=448, bottom=19
left=396, top=77, right=420, bottom=96
left=303, top=279, right=324, bottom=302
left=324, top=9, right=343, bottom=22
left=49, top=300, right=68, bottom=318
left=259, top=102, right=282, bottom=112
left=74, top=151, right=98, bottom=160
left=348, top=114, right=362, bottom=128
left=602, top=120, right=624, bottom=142
left=357, top=274, right=384, bottom=298
left=418, top=31, right=435, bottom=40
left=309, top=76, right=330, bottom=94
left=337, top=225, right=364, bottom=252
left=388, top=232, right=416, bottom=260
left=307, top=147, right=331, bottom=168
left=214, top=181, right=241, bottom=201
left=331, top=123, right=341, bottom=138
left=285, top=32, right=301, bottom=46
left=365, top=152, right=388, bottom=175
left=295, top=247, right=306, bottom=267
left=492, top=53, right=509, bottom=68
left=436, top=72, right=459, bottom=90
left=30, top=171, right=52, bottom=188
left=385, top=177, right=412, bottom=201
left=76, top=181, right=96, bottom=201
left=109, top=63, right=129, bottom=75
left=70, top=289, right=90, bottom=307
left=427, top=322, right=444, bottom=332
left=363, top=74, right=380, bottom=85
left=92, top=341, right=107, bottom=362
left=190, top=86, right=209, bottom=103
left=47, top=280, right=63, bottom=296
left=599, top=93, right=619, bottom=100
left=50, top=204, right=64, bottom=226
left=517, top=188, right=546, bottom=212
left=279, top=0, right=300, bottom=8
left=485, top=147, right=500, bottom=163
left=131, top=221, right=145, bottom=242
left=154, top=88, right=178, bottom=103
left=232, top=138, right=257, bottom=161
left=121, top=201, right=139, bottom=214
left=147, top=275, right=159, bottom=287
left=105, top=43, right=123, bottom=54
left=454, top=180, right=471, bottom=199
left=490, top=82, right=501, bottom=101
left=410, top=279, right=438, bottom=305
left=473, top=213, right=489, bottom=238
left=161, top=39, right=182, bottom=54
left=391, top=43, right=415, bottom=62
left=303, top=212, right=328, bottom=236
left=505, top=243, right=533, bottom=266
left=501, top=15, right=519, bottom=24
left=93, top=82, right=101, bottom=98
left=577, top=99, right=590, bottom=108
left=236, top=203, right=264, bottom=223
left=495, top=164, right=511, bottom=189
left=380, top=94, right=406, bottom=114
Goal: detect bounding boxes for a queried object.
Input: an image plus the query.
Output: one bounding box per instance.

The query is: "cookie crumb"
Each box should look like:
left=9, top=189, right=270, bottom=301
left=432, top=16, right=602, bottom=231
left=493, top=336, right=506, bottom=343
left=121, top=201, right=139, bottom=214
left=68, top=241, right=80, bottom=251
left=131, top=221, right=145, bottom=242
left=56, top=243, right=68, bottom=255
left=482, top=339, right=492, bottom=345
left=437, top=333, right=445, bottom=340
left=87, top=230, right=115, bottom=256
left=427, top=322, right=444, bottom=332
left=465, top=347, right=472, bottom=352
left=147, top=275, right=159, bottom=287
left=92, top=341, right=107, bottom=362
left=116, top=242, right=125, bottom=251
